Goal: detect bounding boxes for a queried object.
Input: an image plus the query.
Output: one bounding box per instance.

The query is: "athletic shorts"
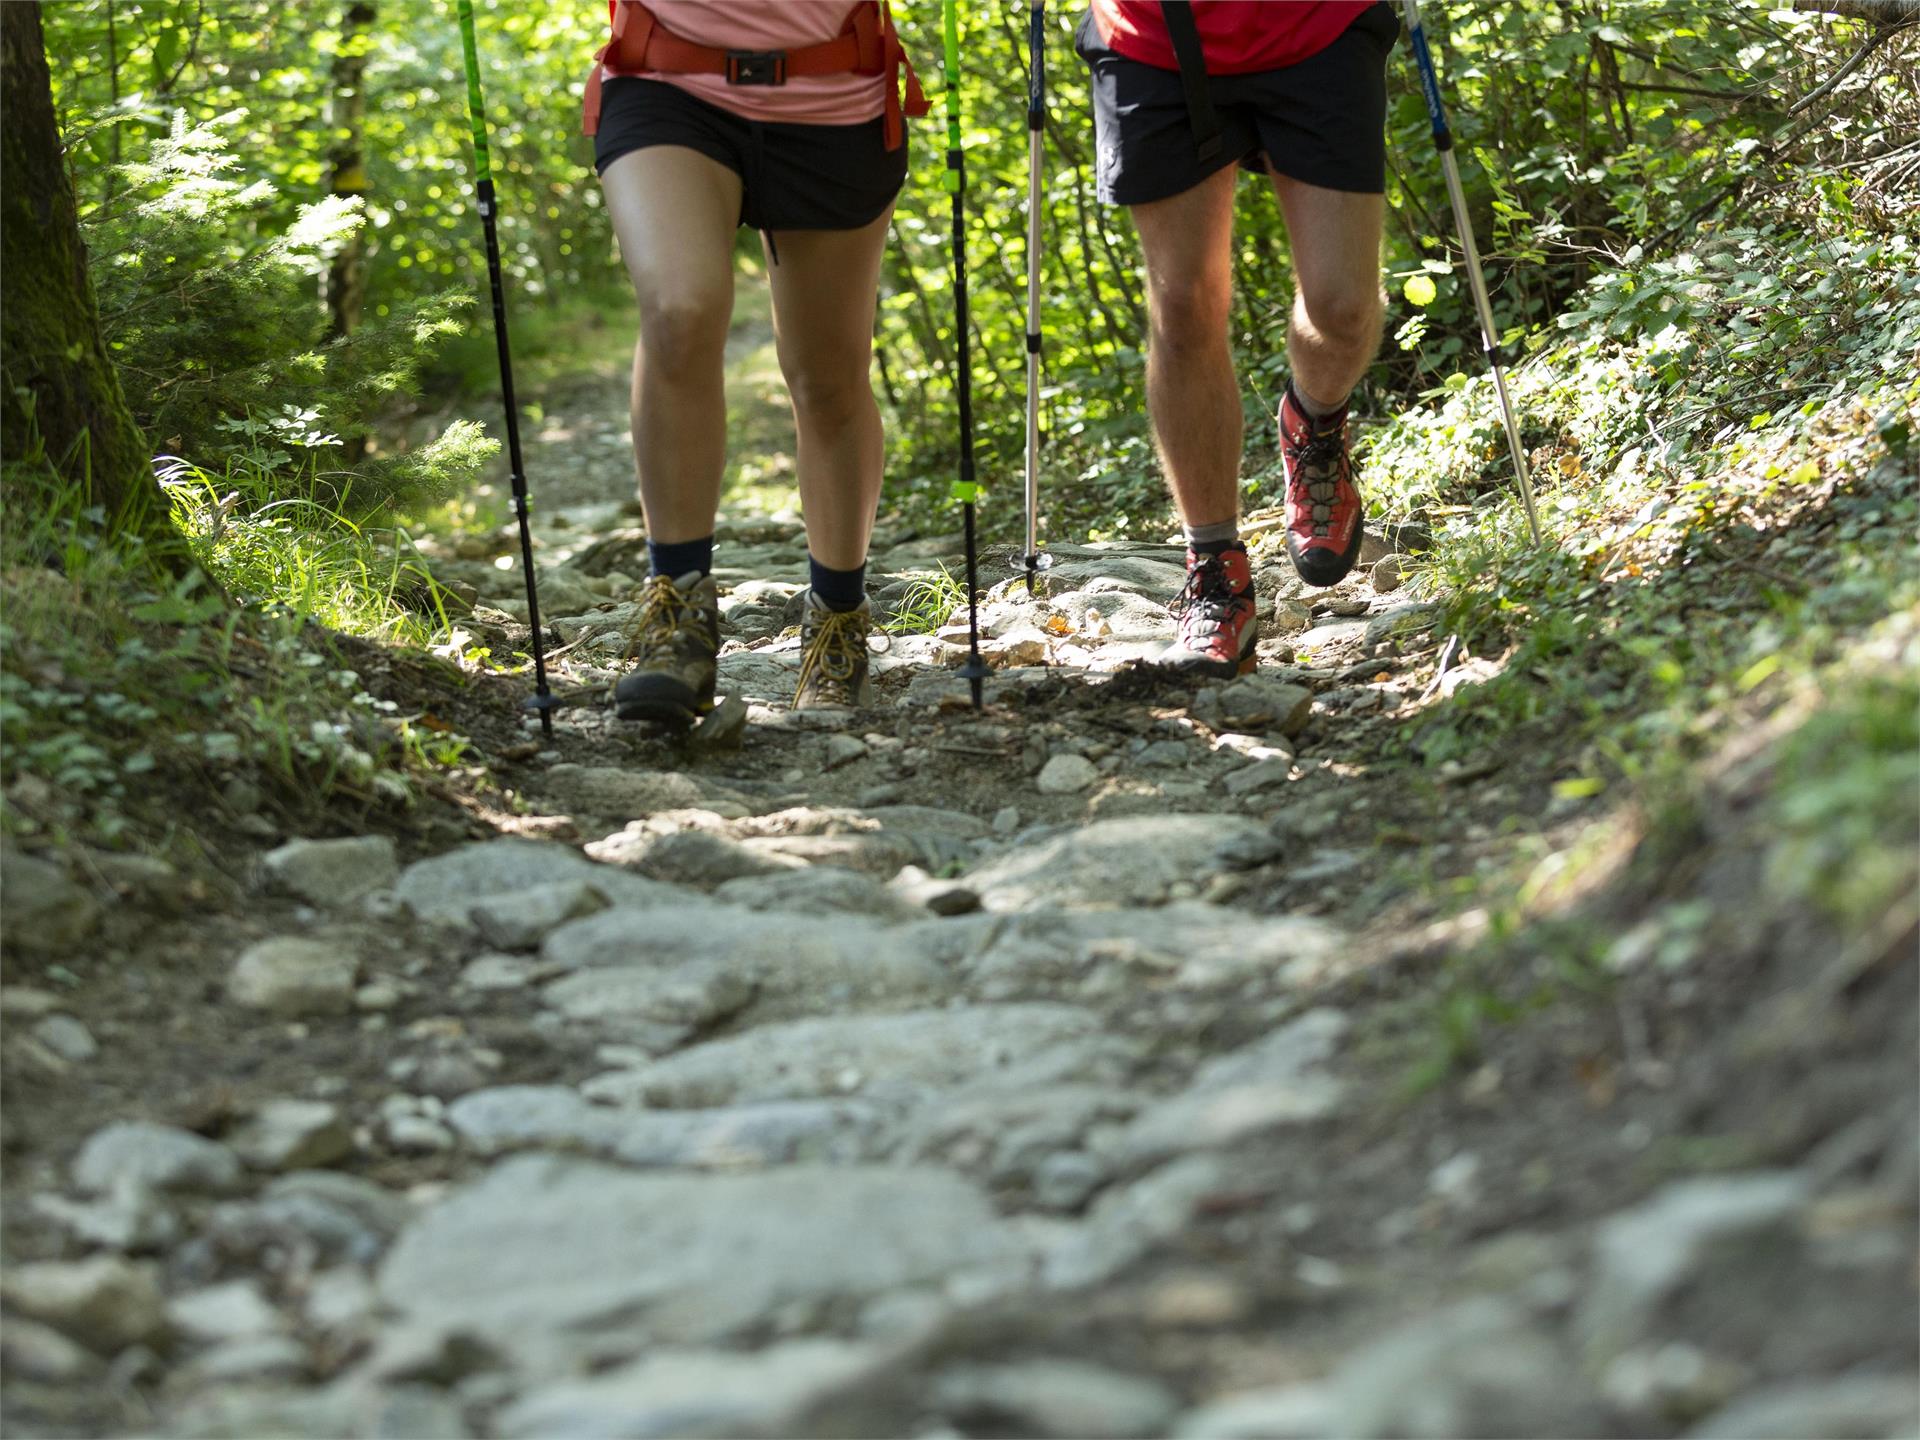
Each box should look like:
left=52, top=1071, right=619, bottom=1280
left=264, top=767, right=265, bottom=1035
left=1074, top=2, right=1398, bottom=206
left=592, top=76, right=907, bottom=233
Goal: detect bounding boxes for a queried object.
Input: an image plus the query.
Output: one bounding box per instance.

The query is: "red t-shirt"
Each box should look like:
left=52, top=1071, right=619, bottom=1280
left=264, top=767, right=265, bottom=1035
left=1090, top=0, right=1375, bottom=75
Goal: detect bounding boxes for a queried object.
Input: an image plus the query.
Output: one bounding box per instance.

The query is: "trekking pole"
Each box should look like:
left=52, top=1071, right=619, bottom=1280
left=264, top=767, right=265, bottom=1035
left=1399, top=0, right=1543, bottom=546
left=1020, top=0, right=1054, bottom=594
left=455, top=0, right=555, bottom=734
left=943, top=0, right=990, bottom=709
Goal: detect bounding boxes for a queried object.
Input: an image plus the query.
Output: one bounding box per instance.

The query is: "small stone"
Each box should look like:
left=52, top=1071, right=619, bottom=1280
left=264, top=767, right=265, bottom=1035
left=178, top=1332, right=308, bottom=1384
left=416, top=1054, right=488, bottom=1100
left=1032, top=1151, right=1106, bottom=1212
left=458, top=953, right=536, bottom=991
left=32, top=1013, right=97, bottom=1062
left=469, top=880, right=610, bottom=951
left=2, top=985, right=64, bottom=1018
left=229, top=1099, right=353, bottom=1172
left=937, top=1359, right=1179, bottom=1438
left=689, top=694, right=749, bottom=750
left=1, top=1316, right=99, bottom=1382
left=228, top=937, right=358, bottom=1018
left=1271, top=597, right=1313, bottom=635
left=602, top=828, right=806, bottom=888
left=385, top=1114, right=456, bottom=1154
left=1370, top=553, right=1406, bottom=593
left=0, top=847, right=99, bottom=953
left=1209, top=676, right=1313, bottom=736
left=166, top=1279, right=284, bottom=1343
left=1, top=1256, right=164, bottom=1350
left=355, top=981, right=403, bottom=1012
left=1222, top=755, right=1294, bottom=797
left=260, top=836, right=398, bottom=907
left=73, top=1120, right=244, bottom=1195
left=823, top=734, right=869, bottom=769
left=32, top=1181, right=177, bottom=1252
left=1036, top=753, right=1099, bottom=795
left=992, top=806, right=1022, bottom=834
left=891, top=865, right=981, bottom=916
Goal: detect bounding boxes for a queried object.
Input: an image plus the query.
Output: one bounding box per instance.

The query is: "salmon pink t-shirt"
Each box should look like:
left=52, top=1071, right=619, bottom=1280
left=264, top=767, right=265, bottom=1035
left=1090, top=0, right=1375, bottom=75
left=602, top=0, right=885, bottom=125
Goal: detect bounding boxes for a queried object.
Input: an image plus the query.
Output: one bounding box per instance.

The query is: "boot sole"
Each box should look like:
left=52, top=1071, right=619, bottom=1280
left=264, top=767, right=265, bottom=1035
left=1289, top=523, right=1366, bottom=589
left=614, top=675, right=712, bottom=727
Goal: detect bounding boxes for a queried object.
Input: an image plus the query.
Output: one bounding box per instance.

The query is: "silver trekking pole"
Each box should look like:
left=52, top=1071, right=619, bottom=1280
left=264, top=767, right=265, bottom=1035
left=1400, top=0, right=1543, bottom=546
left=1021, top=0, right=1054, bottom=592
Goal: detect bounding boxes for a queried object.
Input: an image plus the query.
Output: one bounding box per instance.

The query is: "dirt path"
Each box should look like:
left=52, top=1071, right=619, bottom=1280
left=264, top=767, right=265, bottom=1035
left=2, top=294, right=1914, bottom=1438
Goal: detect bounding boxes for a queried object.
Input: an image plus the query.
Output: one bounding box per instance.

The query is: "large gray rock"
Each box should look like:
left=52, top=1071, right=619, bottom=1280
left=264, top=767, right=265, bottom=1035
left=470, top=880, right=611, bottom=951
left=539, top=904, right=947, bottom=1017
left=447, top=1085, right=875, bottom=1168
left=0, top=846, right=99, bottom=954
left=260, top=836, right=397, bottom=907
left=163, top=1379, right=471, bottom=1439
left=617, top=1004, right=1124, bottom=1108
left=393, top=840, right=680, bottom=926
left=1686, top=1376, right=1919, bottom=1439
left=1178, top=1298, right=1596, bottom=1439
left=1, top=1256, right=164, bottom=1350
left=377, top=1156, right=1027, bottom=1347
left=73, top=1120, right=244, bottom=1195
left=965, top=906, right=1342, bottom=997
left=1042, top=554, right=1187, bottom=597
left=540, top=959, right=756, bottom=1029
left=1579, top=1172, right=1811, bottom=1366
left=599, top=829, right=807, bottom=888
left=496, top=1340, right=888, bottom=1439
left=207, top=1172, right=414, bottom=1267
left=166, top=1279, right=285, bottom=1343
left=1330, top=1296, right=1597, bottom=1437
left=1044, top=1155, right=1233, bottom=1290
left=713, top=867, right=927, bottom=923
left=963, top=815, right=1280, bottom=913
left=539, top=764, right=706, bottom=821
left=227, top=937, right=358, bottom=1018
left=1121, top=1009, right=1348, bottom=1165
left=936, top=1359, right=1180, bottom=1438
left=32, top=1181, right=178, bottom=1251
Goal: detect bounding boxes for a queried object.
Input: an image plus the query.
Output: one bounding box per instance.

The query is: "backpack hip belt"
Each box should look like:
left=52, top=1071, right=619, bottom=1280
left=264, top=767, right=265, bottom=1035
left=584, top=0, right=927, bottom=150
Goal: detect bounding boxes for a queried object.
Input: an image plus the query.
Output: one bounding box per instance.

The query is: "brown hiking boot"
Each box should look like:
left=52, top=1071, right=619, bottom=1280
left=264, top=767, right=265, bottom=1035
left=793, top=590, right=874, bottom=711
left=615, top=572, right=719, bottom=724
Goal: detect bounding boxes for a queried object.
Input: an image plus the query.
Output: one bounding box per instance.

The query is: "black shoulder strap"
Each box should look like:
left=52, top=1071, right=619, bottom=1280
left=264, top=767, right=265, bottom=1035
left=1160, top=1, right=1222, bottom=164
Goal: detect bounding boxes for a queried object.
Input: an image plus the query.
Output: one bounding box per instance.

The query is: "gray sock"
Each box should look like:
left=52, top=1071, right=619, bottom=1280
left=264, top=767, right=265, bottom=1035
left=1292, top=381, right=1349, bottom=420
left=1184, top=519, right=1240, bottom=555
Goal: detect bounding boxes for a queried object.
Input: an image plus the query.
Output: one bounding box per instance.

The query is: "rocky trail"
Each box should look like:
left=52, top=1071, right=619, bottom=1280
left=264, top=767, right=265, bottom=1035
left=2, top=299, right=1914, bottom=1439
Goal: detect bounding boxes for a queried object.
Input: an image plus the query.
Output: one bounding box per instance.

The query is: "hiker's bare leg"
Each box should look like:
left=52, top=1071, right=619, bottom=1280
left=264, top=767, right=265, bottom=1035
left=601, top=146, right=742, bottom=545
left=1129, top=166, right=1241, bottom=531
left=1268, top=171, right=1385, bottom=409
left=763, top=208, right=893, bottom=572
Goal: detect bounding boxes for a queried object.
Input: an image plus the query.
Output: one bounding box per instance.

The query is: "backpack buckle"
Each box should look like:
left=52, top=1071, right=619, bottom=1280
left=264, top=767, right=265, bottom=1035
left=725, top=49, right=786, bottom=86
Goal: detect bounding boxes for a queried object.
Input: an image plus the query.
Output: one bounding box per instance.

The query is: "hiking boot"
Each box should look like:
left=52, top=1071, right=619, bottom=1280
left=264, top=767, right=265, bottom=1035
left=614, top=571, right=719, bottom=724
left=1157, top=543, right=1259, bottom=678
left=1280, top=384, right=1364, bottom=588
left=794, top=590, right=874, bottom=711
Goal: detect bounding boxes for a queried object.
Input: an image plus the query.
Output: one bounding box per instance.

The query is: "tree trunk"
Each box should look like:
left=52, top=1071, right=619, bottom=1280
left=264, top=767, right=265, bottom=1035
left=325, top=1, right=377, bottom=340
left=1, top=1, right=171, bottom=551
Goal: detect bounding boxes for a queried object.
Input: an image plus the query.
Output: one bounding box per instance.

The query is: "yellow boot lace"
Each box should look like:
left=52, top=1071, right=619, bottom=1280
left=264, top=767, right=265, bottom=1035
left=623, top=574, right=697, bottom=665
left=796, top=606, right=869, bottom=705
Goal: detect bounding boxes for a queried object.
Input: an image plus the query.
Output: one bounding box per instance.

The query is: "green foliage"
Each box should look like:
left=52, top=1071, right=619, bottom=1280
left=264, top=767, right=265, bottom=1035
left=87, top=111, right=491, bottom=518
left=883, top=563, right=967, bottom=636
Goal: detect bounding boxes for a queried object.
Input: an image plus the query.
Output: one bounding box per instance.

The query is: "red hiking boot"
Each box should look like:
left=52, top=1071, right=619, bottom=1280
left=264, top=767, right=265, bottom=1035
left=1157, top=543, right=1259, bottom=678
left=1280, top=384, right=1364, bottom=588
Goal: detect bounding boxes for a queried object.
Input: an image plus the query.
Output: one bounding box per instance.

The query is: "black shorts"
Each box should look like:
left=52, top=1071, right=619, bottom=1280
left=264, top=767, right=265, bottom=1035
left=1075, top=2, right=1397, bottom=206
left=592, top=76, right=907, bottom=232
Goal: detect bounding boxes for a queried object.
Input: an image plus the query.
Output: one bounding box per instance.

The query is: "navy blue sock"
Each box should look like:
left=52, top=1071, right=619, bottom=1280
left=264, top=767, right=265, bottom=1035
left=808, top=555, right=866, bottom=612
left=647, top=535, right=713, bottom=580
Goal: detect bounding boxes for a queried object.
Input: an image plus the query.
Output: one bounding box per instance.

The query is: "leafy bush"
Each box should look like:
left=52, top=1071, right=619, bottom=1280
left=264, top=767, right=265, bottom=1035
left=88, top=111, right=493, bottom=519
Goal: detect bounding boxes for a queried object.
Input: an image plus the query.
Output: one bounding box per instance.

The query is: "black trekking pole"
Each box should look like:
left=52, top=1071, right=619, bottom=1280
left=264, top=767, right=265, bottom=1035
left=943, top=0, right=990, bottom=709
left=1020, top=0, right=1054, bottom=594
left=1400, top=0, right=1543, bottom=546
left=455, top=0, right=555, bottom=734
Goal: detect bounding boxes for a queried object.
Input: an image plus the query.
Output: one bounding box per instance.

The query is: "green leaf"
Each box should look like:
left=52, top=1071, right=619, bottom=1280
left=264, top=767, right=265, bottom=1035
left=1404, top=274, right=1439, bottom=308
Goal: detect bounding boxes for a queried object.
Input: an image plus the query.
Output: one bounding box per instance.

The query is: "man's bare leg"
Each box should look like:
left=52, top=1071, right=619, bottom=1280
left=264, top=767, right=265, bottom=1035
left=1269, top=172, right=1385, bottom=411
left=1128, top=166, right=1241, bottom=531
